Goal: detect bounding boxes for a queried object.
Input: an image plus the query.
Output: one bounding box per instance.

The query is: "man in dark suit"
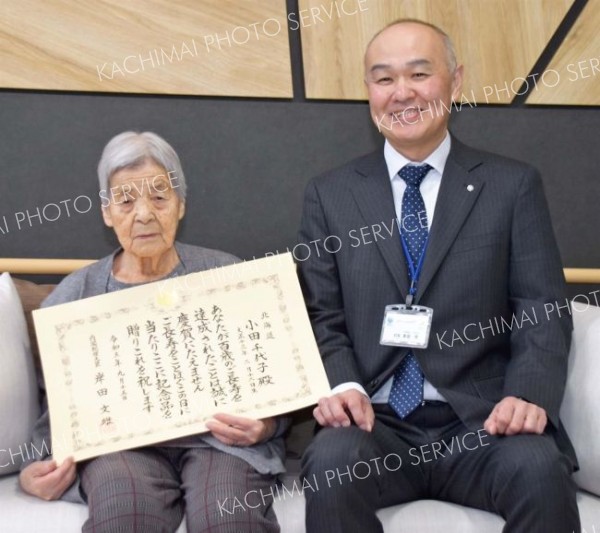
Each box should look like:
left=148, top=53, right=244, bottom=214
left=298, top=19, right=580, bottom=533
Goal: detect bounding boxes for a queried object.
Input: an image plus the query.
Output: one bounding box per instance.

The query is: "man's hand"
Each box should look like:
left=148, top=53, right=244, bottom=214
left=206, top=413, right=277, bottom=447
left=314, top=389, right=374, bottom=432
left=484, top=396, right=547, bottom=436
left=19, top=458, right=76, bottom=501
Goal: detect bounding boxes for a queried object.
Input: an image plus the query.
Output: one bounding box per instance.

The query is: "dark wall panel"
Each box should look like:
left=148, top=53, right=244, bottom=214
left=451, top=107, right=600, bottom=269
left=1, top=92, right=599, bottom=277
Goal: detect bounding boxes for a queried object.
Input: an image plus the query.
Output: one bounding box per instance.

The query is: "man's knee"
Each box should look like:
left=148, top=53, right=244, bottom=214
left=300, top=426, right=389, bottom=506
left=301, top=426, right=378, bottom=476
left=493, top=435, right=575, bottom=498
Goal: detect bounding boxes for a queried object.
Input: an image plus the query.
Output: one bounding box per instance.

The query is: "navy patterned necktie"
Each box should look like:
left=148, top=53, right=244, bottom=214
left=388, top=164, right=432, bottom=419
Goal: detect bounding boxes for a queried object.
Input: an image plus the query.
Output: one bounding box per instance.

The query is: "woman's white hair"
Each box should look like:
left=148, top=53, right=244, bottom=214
left=97, top=131, right=187, bottom=200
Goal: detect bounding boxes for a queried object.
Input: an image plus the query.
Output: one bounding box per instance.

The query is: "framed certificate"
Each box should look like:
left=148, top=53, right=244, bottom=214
left=34, top=253, right=330, bottom=463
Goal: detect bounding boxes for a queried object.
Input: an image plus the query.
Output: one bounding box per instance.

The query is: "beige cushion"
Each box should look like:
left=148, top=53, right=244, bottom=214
left=0, top=273, right=40, bottom=475
left=561, top=302, right=600, bottom=496
left=12, top=278, right=55, bottom=372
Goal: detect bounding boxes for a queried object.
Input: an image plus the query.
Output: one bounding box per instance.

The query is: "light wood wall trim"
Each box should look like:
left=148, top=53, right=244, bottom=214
left=527, top=1, right=600, bottom=105
left=0, top=0, right=292, bottom=97
left=2, top=258, right=599, bottom=284
left=563, top=269, right=600, bottom=285
left=300, top=0, right=573, bottom=103
left=1, top=258, right=96, bottom=275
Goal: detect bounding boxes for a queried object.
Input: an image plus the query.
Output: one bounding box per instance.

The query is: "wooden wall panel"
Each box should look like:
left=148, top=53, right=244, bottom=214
left=300, top=0, right=573, bottom=103
left=527, top=1, right=600, bottom=105
left=0, top=0, right=292, bottom=97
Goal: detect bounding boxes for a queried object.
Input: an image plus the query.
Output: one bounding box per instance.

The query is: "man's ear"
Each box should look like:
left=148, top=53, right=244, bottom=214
left=451, top=64, right=464, bottom=101
left=178, top=200, right=185, bottom=221
left=101, top=206, right=114, bottom=228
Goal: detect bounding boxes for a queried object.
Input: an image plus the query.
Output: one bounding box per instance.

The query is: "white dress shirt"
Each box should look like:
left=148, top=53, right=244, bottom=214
left=332, top=132, right=451, bottom=403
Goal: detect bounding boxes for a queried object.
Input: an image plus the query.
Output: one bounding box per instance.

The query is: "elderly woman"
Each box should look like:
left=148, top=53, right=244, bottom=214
left=19, top=131, right=287, bottom=532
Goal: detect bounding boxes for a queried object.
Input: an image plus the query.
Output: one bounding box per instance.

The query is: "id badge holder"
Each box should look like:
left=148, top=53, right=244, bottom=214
left=380, top=304, right=433, bottom=348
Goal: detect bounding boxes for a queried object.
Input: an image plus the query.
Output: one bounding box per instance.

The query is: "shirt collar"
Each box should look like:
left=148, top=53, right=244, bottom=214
left=384, top=131, right=451, bottom=181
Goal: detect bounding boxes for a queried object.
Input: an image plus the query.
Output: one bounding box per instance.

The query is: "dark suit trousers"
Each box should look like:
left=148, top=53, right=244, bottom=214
left=301, top=403, right=579, bottom=533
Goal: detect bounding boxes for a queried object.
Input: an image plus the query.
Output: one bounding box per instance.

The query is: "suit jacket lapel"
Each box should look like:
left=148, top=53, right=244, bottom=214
left=351, top=152, right=410, bottom=297
left=416, top=138, right=485, bottom=300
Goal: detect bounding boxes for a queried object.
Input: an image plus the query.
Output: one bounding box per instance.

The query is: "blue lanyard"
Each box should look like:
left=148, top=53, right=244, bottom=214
left=400, top=234, right=428, bottom=307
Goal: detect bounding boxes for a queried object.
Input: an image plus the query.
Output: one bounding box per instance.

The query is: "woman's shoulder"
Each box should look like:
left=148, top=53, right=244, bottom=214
left=175, top=242, right=240, bottom=271
left=42, top=254, right=113, bottom=307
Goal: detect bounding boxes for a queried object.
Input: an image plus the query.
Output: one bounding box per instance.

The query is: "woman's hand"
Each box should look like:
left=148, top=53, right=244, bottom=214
left=206, top=414, right=277, bottom=447
left=19, top=458, right=76, bottom=501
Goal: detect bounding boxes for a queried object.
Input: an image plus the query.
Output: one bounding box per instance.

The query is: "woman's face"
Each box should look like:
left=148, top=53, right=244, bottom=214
left=101, top=160, right=185, bottom=260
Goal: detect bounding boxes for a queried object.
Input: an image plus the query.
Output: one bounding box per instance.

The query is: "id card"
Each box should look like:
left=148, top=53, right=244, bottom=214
left=380, top=304, right=433, bottom=348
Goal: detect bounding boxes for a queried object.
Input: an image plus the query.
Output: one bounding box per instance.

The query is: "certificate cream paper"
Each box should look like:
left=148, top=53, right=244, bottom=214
left=34, top=253, right=330, bottom=463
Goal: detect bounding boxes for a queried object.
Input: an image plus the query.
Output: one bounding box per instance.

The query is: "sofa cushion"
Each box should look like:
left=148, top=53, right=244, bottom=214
left=377, top=499, right=504, bottom=532
left=561, top=302, right=600, bottom=496
left=0, top=273, right=40, bottom=475
left=376, top=491, right=600, bottom=533
left=0, top=474, right=187, bottom=532
left=12, top=278, right=55, bottom=372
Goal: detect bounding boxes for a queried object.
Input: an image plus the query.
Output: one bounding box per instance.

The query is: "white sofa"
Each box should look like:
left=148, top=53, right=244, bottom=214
left=1, top=276, right=599, bottom=532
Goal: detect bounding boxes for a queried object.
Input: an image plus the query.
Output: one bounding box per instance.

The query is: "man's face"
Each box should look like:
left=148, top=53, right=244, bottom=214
left=102, top=160, right=185, bottom=260
left=364, top=23, right=463, bottom=159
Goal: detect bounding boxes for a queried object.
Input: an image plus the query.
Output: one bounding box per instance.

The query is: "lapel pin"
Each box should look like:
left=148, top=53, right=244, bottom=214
left=467, top=184, right=474, bottom=192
